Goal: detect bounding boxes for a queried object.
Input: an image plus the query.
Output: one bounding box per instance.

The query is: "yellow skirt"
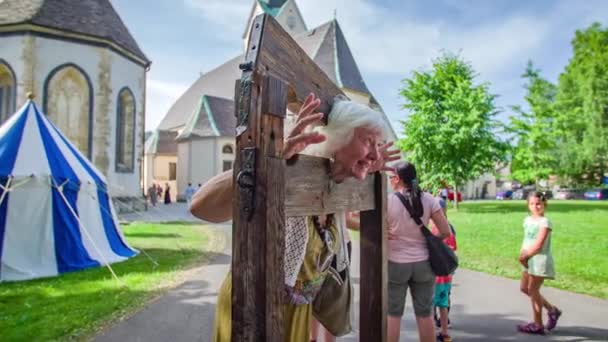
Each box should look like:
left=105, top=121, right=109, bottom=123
left=213, top=272, right=312, bottom=342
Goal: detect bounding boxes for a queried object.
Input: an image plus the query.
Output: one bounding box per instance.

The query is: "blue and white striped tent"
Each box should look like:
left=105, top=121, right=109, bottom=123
left=0, top=100, right=137, bottom=282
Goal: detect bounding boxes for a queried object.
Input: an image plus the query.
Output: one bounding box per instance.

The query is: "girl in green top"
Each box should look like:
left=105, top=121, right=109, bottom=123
left=517, top=192, right=562, bottom=335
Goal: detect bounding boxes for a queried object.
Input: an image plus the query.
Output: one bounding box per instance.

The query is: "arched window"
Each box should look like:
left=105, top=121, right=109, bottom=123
left=0, top=60, right=16, bottom=124
left=115, top=87, right=136, bottom=172
left=44, top=64, right=93, bottom=158
left=222, top=144, right=233, bottom=154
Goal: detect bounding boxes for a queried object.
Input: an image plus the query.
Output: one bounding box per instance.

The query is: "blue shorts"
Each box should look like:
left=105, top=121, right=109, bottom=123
left=434, top=283, right=452, bottom=308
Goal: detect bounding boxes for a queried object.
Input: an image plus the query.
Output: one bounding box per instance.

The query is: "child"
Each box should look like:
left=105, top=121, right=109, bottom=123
left=517, top=192, right=561, bottom=335
left=432, top=198, right=457, bottom=342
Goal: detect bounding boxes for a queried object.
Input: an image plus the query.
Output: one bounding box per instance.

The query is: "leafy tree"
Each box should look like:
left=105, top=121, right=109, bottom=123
left=554, top=23, right=608, bottom=186
left=508, top=61, right=557, bottom=186
left=398, top=52, right=507, bottom=208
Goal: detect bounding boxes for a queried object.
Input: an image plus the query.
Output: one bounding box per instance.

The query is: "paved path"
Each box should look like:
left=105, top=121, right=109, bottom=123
left=97, top=227, right=608, bottom=342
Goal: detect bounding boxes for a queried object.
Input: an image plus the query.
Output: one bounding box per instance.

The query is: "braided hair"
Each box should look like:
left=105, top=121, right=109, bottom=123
left=395, top=161, right=423, bottom=218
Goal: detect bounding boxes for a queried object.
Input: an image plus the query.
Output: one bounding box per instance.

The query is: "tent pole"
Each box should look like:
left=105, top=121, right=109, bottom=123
left=54, top=179, right=125, bottom=286
left=0, top=177, right=14, bottom=208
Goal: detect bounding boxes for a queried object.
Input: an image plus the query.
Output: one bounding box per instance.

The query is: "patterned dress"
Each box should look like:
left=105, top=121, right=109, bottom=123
left=212, top=216, right=340, bottom=342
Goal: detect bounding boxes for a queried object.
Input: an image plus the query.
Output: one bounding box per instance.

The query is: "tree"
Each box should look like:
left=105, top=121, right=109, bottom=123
left=553, top=23, right=608, bottom=186
left=508, top=61, right=557, bottom=186
left=398, top=52, right=507, bottom=208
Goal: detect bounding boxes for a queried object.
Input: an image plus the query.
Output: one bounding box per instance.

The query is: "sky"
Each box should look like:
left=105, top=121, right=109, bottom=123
left=111, top=0, right=608, bottom=135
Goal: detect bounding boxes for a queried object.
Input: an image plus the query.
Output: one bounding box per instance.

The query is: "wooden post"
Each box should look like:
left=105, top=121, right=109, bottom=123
left=232, top=14, right=287, bottom=341
left=360, top=172, right=388, bottom=342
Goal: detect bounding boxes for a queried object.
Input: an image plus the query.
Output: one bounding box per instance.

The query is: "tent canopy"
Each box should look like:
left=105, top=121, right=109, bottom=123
left=0, top=100, right=137, bottom=281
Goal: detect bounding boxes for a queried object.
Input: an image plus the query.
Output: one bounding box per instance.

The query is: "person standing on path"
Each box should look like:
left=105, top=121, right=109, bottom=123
left=184, top=183, right=196, bottom=207
left=517, top=192, right=562, bottom=335
left=431, top=198, right=457, bottom=342
left=386, top=162, right=451, bottom=342
left=147, top=184, right=158, bottom=207
left=164, top=183, right=171, bottom=205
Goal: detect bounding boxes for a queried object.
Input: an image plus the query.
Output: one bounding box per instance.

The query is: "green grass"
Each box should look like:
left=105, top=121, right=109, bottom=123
left=448, top=200, right=608, bottom=299
left=0, top=222, right=222, bottom=341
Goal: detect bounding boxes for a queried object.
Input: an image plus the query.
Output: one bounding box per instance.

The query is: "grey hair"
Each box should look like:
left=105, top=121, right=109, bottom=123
left=302, top=97, right=388, bottom=158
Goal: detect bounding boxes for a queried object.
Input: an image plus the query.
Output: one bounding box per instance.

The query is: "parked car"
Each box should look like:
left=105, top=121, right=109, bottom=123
left=583, top=188, right=608, bottom=200
left=513, top=189, right=530, bottom=200
left=555, top=188, right=584, bottom=200
left=496, top=190, right=513, bottom=200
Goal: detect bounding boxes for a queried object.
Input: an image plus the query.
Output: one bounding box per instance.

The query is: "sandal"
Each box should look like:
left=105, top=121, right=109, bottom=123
left=517, top=322, right=545, bottom=335
left=437, top=333, right=453, bottom=342
left=546, top=308, right=562, bottom=331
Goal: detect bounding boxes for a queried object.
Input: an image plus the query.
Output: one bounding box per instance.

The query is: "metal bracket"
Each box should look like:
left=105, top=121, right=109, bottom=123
left=236, top=147, right=256, bottom=221
left=236, top=73, right=253, bottom=136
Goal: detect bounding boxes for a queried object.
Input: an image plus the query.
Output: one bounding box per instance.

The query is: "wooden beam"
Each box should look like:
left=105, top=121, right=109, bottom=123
left=360, top=172, right=388, bottom=342
left=232, top=14, right=286, bottom=341
left=285, top=155, right=375, bottom=216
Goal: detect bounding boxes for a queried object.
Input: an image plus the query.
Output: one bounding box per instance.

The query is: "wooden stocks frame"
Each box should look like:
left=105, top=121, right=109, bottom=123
left=232, top=14, right=387, bottom=342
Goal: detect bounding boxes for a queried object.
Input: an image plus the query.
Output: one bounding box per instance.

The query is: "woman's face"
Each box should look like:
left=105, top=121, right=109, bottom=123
left=333, top=127, right=381, bottom=180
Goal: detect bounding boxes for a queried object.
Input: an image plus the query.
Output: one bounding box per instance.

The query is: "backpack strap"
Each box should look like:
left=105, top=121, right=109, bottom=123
left=394, top=191, right=424, bottom=227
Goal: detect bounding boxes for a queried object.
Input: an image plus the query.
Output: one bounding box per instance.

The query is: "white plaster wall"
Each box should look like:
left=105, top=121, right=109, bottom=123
left=32, top=36, right=145, bottom=197
left=187, top=138, right=216, bottom=188
left=216, top=137, right=236, bottom=174
left=0, top=36, right=26, bottom=110
left=177, top=142, right=190, bottom=198
left=276, top=0, right=307, bottom=35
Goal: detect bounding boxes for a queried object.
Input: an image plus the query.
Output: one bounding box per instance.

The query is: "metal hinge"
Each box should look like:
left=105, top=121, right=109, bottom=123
left=236, top=147, right=256, bottom=221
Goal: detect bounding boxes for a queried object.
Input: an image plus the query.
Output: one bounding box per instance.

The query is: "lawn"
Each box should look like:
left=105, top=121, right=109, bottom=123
left=0, top=222, right=223, bottom=341
left=448, top=200, right=608, bottom=299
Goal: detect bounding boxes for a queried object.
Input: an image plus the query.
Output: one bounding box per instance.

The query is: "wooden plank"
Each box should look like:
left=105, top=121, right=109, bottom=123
left=285, top=155, right=375, bottom=216
left=256, top=15, right=344, bottom=120
left=359, top=172, right=388, bottom=342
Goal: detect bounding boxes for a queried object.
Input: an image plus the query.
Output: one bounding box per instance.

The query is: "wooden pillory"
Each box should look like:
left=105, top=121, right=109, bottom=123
left=232, top=14, right=387, bottom=342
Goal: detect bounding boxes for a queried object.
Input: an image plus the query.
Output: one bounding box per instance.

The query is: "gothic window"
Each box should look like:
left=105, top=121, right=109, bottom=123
left=44, top=64, right=92, bottom=158
left=115, top=88, right=136, bottom=172
left=0, top=60, right=16, bottom=125
left=222, top=144, right=233, bottom=154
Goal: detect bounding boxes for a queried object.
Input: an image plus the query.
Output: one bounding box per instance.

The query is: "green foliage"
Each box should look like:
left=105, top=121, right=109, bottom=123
left=449, top=200, right=608, bottom=299
left=0, top=223, right=218, bottom=341
left=553, top=23, right=608, bottom=186
left=508, top=61, right=557, bottom=185
left=398, top=52, right=507, bottom=191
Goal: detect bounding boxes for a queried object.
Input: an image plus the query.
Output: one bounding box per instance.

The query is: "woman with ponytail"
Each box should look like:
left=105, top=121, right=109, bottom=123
left=387, top=162, right=452, bottom=342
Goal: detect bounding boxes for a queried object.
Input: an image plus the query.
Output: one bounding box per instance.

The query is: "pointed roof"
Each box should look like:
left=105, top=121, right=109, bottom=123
left=0, top=0, right=149, bottom=65
left=258, top=0, right=288, bottom=17
left=144, top=129, right=178, bottom=155
left=157, top=55, right=242, bottom=131
left=295, top=20, right=370, bottom=95
left=176, top=95, right=236, bottom=140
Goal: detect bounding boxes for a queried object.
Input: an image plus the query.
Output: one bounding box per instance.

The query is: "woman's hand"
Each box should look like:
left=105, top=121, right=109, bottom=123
left=284, top=93, right=327, bottom=160
left=369, top=141, right=400, bottom=173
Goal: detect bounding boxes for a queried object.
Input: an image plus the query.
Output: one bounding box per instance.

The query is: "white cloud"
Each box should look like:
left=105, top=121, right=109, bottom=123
left=183, top=0, right=251, bottom=39
left=145, top=79, right=189, bottom=131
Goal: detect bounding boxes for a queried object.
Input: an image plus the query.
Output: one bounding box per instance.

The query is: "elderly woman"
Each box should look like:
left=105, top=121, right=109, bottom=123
left=191, top=93, right=398, bottom=342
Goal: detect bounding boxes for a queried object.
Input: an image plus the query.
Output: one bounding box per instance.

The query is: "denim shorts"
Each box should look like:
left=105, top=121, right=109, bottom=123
left=388, top=260, right=435, bottom=317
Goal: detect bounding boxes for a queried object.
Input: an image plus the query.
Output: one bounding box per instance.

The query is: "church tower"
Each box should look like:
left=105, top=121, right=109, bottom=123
left=242, top=0, right=307, bottom=48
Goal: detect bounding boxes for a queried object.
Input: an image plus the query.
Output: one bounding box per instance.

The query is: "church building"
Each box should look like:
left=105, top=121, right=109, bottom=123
left=145, top=0, right=396, bottom=201
left=0, top=0, right=150, bottom=210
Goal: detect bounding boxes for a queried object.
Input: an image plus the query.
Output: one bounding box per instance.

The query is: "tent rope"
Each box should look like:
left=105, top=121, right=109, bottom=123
left=52, top=177, right=125, bottom=286
left=0, top=176, right=14, bottom=208
left=79, top=187, right=159, bottom=268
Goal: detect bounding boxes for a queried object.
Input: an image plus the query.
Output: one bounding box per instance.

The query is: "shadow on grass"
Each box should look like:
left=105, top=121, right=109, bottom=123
left=459, top=201, right=608, bottom=214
